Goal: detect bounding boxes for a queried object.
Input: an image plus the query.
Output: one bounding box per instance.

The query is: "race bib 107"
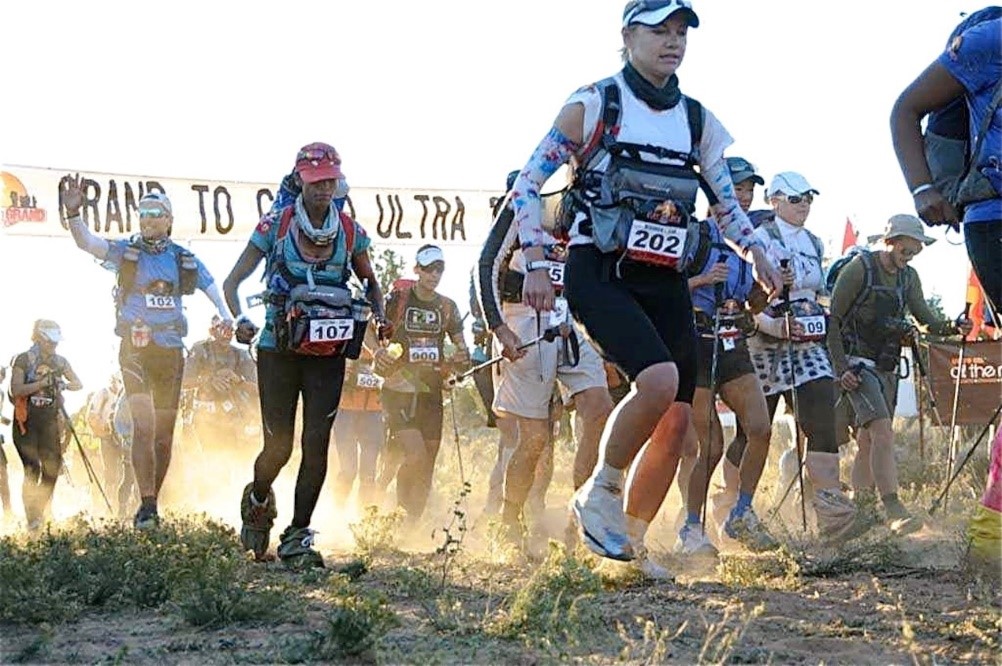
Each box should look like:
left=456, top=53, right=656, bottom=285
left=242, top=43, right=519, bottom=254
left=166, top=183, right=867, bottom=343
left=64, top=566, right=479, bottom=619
left=308, top=318, right=354, bottom=343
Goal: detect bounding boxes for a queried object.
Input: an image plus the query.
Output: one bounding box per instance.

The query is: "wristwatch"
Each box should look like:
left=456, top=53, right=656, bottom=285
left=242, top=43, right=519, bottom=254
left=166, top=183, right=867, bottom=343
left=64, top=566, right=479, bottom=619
left=525, top=260, right=551, bottom=273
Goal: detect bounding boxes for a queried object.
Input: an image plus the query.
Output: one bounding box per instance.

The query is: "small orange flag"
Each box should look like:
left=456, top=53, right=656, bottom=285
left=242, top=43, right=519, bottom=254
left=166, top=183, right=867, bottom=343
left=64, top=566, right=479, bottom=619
left=966, top=266, right=986, bottom=341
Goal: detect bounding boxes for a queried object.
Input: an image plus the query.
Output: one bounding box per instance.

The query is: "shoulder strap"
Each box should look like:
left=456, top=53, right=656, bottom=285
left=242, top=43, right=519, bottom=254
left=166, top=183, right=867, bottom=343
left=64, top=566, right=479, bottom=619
left=845, top=252, right=874, bottom=317
left=809, top=232, right=825, bottom=263
left=685, top=96, right=704, bottom=160
left=339, top=211, right=356, bottom=266
left=388, top=287, right=410, bottom=331
left=962, top=77, right=1002, bottom=181
left=762, top=220, right=784, bottom=245
left=688, top=221, right=714, bottom=276
left=277, top=206, right=295, bottom=241
left=577, top=79, right=621, bottom=173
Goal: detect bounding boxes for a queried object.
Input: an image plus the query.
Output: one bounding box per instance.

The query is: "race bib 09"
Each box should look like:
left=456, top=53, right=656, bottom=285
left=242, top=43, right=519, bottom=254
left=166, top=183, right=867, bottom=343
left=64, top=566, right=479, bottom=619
left=144, top=294, right=177, bottom=309
left=308, top=318, right=355, bottom=343
left=796, top=315, right=826, bottom=340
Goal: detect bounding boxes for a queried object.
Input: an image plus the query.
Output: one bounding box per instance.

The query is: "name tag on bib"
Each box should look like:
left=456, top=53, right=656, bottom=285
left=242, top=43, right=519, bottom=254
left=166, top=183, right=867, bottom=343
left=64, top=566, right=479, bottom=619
left=626, top=221, right=687, bottom=266
left=308, top=318, right=354, bottom=343
left=144, top=294, right=176, bottom=309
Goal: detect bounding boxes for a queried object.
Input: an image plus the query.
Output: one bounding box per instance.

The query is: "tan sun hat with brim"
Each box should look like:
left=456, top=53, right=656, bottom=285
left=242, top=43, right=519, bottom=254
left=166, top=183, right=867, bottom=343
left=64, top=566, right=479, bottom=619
left=883, top=214, right=937, bottom=246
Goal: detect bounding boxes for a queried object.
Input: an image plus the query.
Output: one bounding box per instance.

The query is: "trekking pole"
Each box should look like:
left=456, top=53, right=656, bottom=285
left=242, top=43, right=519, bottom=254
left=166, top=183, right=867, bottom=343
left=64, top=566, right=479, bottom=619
left=929, top=400, right=1002, bottom=516
left=944, top=303, right=972, bottom=509
left=699, top=266, right=726, bottom=533
left=775, top=259, right=808, bottom=531
left=910, top=336, right=945, bottom=428
left=909, top=336, right=931, bottom=461
left=448, top=389, right=466, bottom=487
left=60, top=402, right=113, bottom=513
left=446, top=327, right=562, bottom=386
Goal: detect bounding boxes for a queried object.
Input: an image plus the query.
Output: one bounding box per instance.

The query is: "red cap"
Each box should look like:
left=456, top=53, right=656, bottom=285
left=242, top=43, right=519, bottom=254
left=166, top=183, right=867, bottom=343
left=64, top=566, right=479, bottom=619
left=294, top=142, right=344, bottom=184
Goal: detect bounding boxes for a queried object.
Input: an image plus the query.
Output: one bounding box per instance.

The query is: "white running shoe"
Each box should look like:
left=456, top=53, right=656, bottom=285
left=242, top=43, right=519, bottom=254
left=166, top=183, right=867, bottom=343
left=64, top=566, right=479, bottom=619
left=572, top=478, right=633, bottom=561
left=674, top=523, right=719, bottom=558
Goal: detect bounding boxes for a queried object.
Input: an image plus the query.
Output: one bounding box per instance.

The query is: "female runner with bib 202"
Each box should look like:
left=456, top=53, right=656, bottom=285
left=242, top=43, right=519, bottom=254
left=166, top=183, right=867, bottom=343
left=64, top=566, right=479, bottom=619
left=511, top=0, right=783, bottom=561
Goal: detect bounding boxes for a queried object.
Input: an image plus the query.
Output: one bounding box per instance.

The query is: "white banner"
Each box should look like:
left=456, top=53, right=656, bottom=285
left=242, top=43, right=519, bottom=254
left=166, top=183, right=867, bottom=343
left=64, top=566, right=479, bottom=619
left=1, top=165, right=503, bottom=245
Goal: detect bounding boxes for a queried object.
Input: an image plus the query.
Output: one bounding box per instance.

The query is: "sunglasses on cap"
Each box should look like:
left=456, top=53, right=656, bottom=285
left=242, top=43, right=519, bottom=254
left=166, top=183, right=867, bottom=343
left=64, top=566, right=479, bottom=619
left=781, top=193, right=814, bottom=205
left=139, top=207, right=169, bottom=219
left=297, top=146, right=340, bottom=165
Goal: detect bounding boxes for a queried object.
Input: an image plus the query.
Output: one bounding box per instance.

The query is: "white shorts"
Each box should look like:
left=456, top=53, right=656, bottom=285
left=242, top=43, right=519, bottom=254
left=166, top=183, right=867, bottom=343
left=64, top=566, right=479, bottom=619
left=492, top=303, right=606, bottom=420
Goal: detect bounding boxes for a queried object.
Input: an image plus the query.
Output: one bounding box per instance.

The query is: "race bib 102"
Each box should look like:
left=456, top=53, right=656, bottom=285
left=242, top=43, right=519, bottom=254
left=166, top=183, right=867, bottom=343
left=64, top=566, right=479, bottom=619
left=308, top=318, right=355, bottom=343
left=144, top=294, right=177, bottom=309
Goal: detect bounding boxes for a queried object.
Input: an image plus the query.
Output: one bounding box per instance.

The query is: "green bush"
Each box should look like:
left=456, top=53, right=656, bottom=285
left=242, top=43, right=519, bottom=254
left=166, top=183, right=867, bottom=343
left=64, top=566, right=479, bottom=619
left=0, top=515, right=281, bottom=626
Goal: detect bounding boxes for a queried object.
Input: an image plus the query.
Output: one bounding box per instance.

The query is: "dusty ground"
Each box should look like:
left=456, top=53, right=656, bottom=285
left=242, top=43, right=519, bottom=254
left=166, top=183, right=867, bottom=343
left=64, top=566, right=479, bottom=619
left=1, top=414, right=999, bottom=664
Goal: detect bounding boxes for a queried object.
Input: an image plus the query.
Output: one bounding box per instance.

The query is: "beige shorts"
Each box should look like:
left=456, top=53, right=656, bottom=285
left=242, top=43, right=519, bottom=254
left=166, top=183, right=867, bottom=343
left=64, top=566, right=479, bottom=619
left=492, top=303, right=607, bottom=420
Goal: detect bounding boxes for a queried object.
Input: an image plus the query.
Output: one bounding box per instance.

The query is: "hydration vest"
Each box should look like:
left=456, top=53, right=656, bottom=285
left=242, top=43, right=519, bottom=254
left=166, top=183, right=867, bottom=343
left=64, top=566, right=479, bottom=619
left=688, top=220, right=752, bottom=306
left=838, top=252, right=911, bottom=362
left=557, top=78, right=715, bottom=271
left=115, top=238, right=199, bottom=309
left=759, top=218, right=826, bottom=277
left=264, top=206, right=367, bottom=357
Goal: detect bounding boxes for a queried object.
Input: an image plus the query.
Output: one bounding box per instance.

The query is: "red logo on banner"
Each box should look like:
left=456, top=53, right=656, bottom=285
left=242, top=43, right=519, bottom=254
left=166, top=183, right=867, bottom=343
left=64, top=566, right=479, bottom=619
left=1, top=171, right=47, bottom=227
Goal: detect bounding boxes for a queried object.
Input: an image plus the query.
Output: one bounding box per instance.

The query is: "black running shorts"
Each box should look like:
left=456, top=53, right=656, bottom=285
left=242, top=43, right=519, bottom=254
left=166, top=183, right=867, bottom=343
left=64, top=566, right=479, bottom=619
left=564, top=246, right=696, bottom=404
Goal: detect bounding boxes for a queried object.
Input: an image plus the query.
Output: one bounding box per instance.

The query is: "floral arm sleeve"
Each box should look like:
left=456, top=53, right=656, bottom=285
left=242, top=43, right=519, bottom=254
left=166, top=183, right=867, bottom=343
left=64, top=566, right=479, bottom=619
left=512, top=127, right=581, bottom=249
left=704, top=155, right=763, bottom=260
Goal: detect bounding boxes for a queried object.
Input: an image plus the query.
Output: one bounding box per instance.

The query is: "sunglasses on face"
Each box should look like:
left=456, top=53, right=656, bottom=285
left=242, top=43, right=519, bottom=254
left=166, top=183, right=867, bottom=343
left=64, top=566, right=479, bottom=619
left=139, top=208, right=169, bottom=219
left=899, top=247, right=921, bottom=258
left=782, top=193, right=814, bottom=205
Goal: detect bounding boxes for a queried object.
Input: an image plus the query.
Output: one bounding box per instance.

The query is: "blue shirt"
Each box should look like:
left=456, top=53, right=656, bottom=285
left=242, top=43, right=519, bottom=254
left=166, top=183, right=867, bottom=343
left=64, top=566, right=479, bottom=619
left=250, top=203, right=371, bottom=351
left=690, top=220, right=753, bottom=313
left=938, top=18, right=1002, bottom=224
left=103, top=240, right=214, bottom=348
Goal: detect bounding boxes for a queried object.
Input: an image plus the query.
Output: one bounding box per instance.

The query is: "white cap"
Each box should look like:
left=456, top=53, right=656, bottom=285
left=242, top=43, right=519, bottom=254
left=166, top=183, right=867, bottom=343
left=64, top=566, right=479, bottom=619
left=139, top=191, right=173, bottom=217
left=622, top=0, right=699, bottom=28
left=767, top=172, right=819, bottom=198
left=415, top=245, right=445, bottom=267
left=34, top=319, right=62, bottom=343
